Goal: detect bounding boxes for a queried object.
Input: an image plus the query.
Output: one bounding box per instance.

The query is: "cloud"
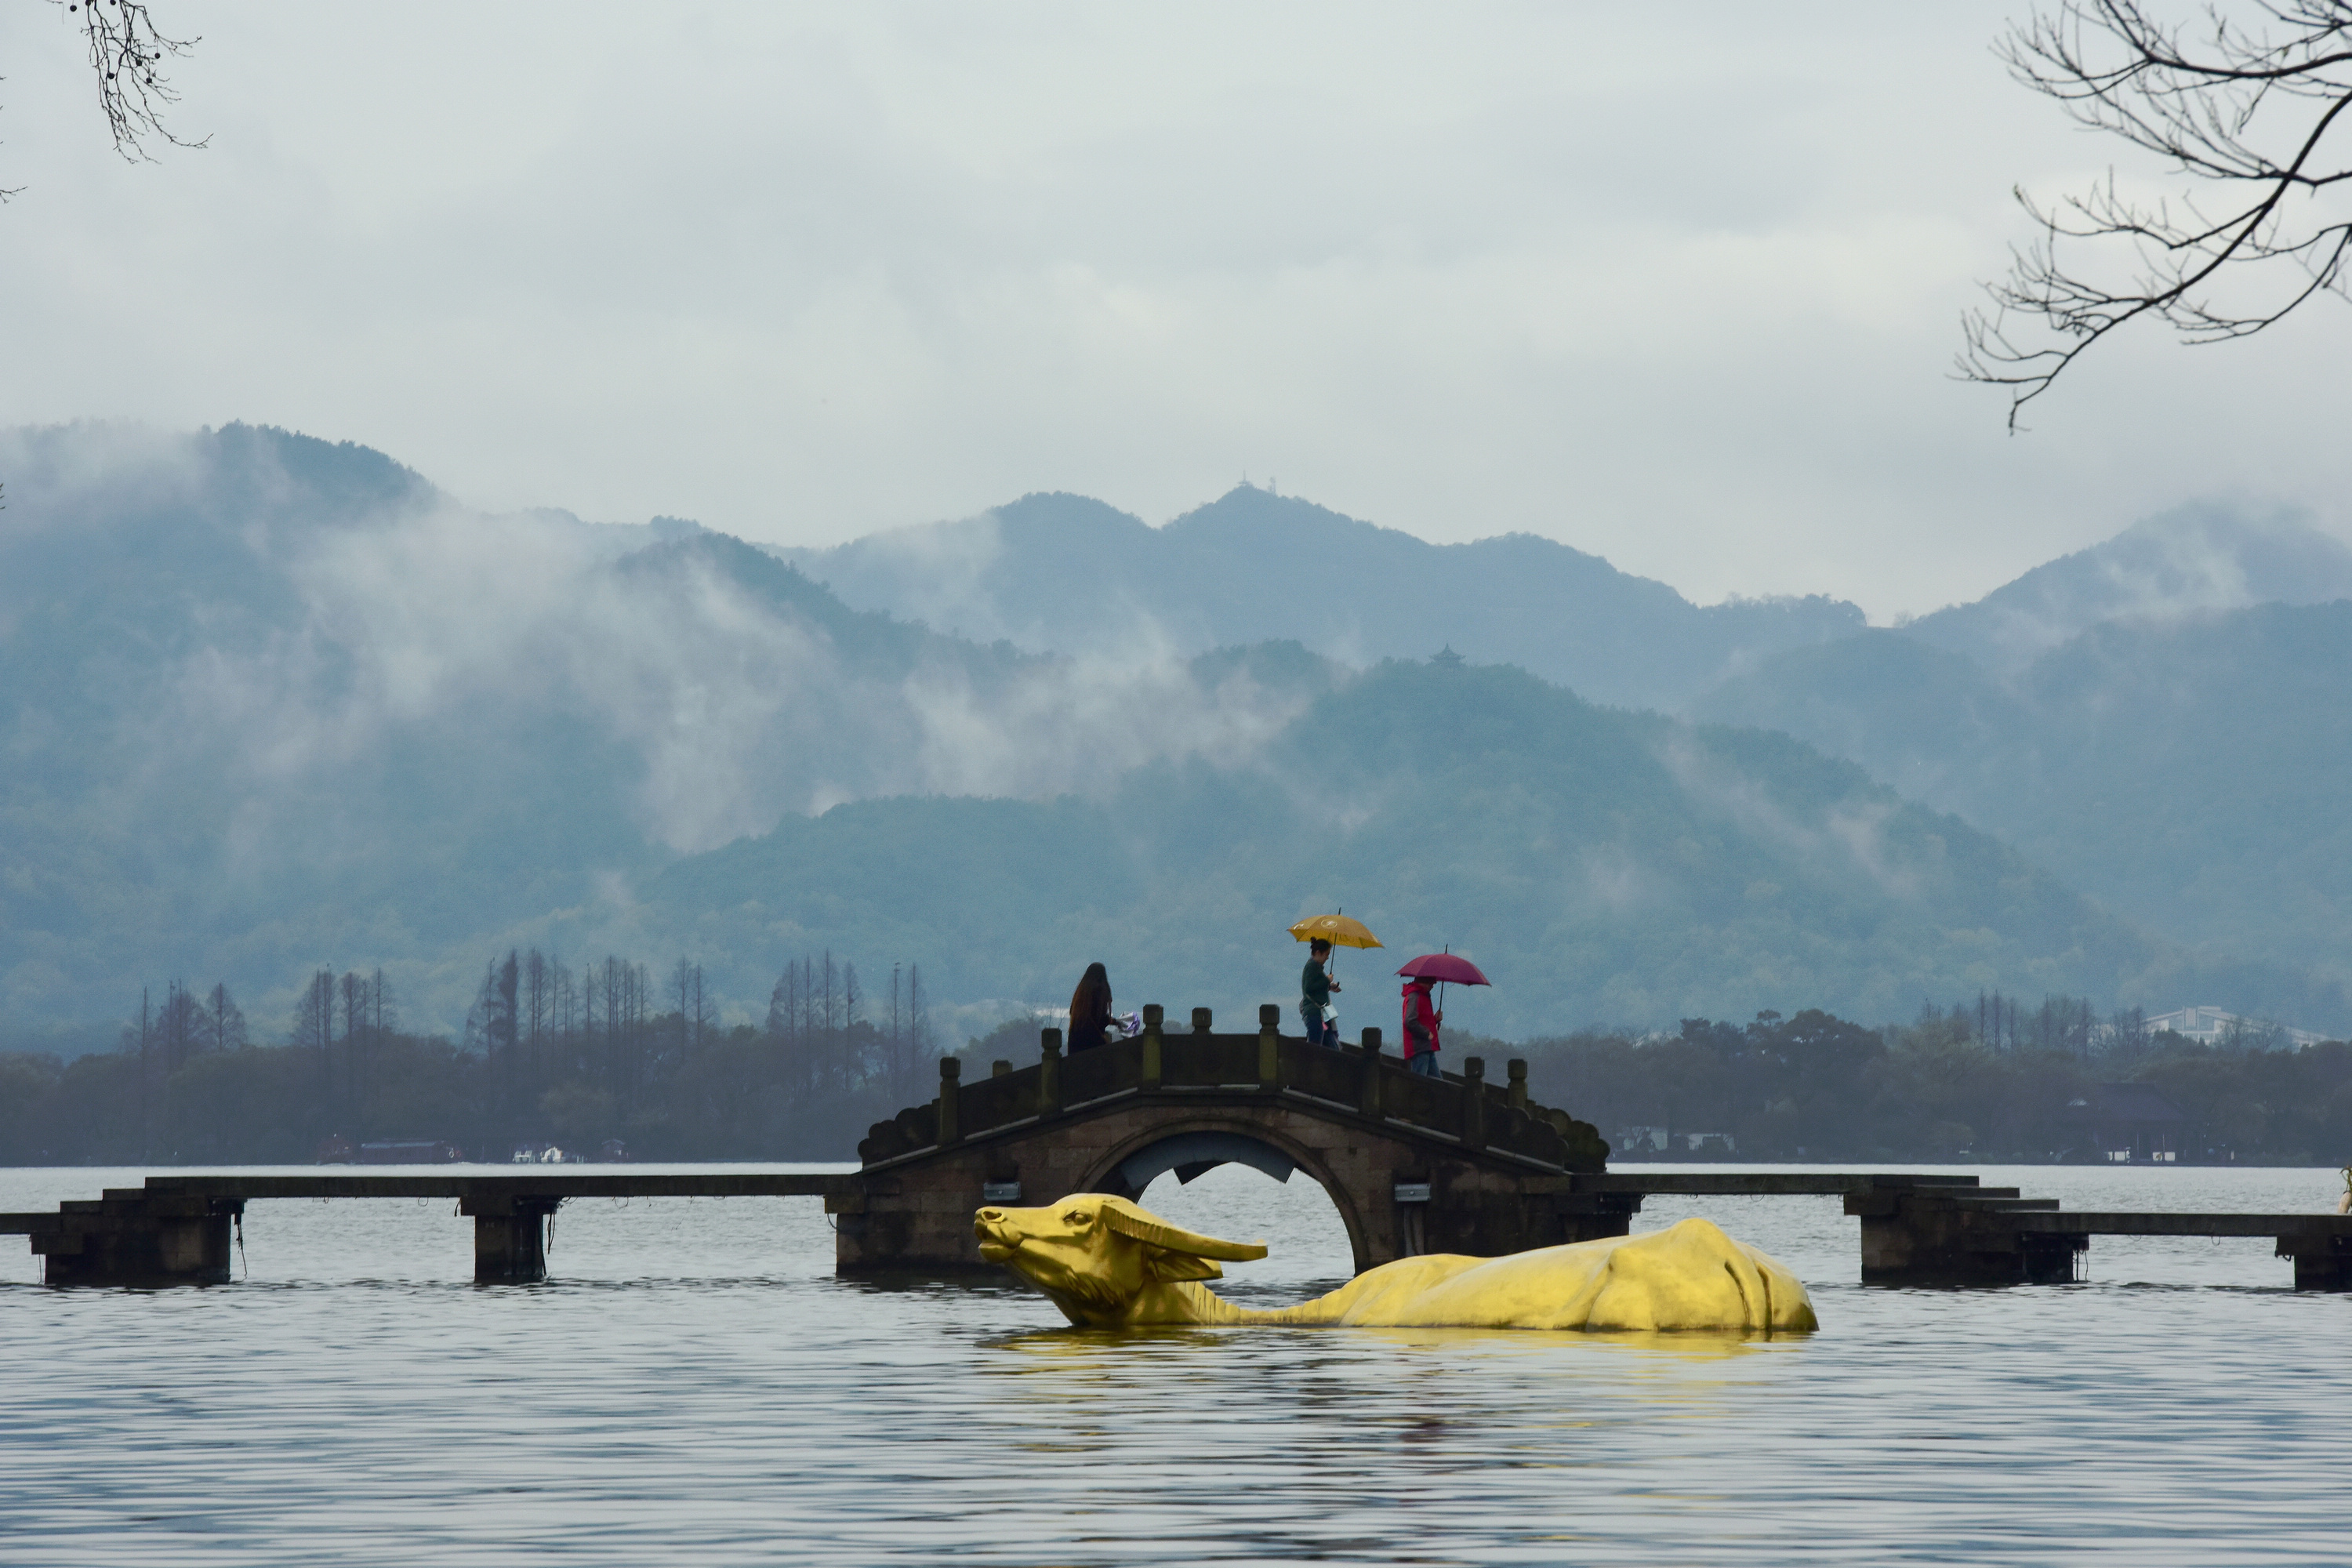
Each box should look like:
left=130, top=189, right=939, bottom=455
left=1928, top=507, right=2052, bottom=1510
left=1657, top=734, right=1926, bottom=902
left=7, top=3, right=2350, bottom=625
left=130, top=475, right=1311, bottom=857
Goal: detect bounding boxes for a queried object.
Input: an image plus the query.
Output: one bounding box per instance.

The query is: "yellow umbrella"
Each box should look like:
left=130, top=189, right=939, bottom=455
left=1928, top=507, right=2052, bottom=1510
left=1287, top=913, right=1383, bottom=950
left=1289, top=912, right=1382, bottom=986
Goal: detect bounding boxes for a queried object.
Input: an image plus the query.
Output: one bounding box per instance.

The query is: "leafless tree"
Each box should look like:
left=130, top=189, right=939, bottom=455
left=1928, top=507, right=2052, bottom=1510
left=909, top=964, right=930, bottom=1076
left=59, top=0, right=203, bottom=158
left=205, top=982, right=247, bottom=1052
left=1961, top=1, right=2352, bottom=424
left=524, top=951, right=548, bottom=1081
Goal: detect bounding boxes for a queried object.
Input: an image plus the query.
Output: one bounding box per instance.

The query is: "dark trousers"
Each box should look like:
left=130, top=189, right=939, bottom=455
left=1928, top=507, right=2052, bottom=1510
left=1300, top=1003, right=1337, bottom=1047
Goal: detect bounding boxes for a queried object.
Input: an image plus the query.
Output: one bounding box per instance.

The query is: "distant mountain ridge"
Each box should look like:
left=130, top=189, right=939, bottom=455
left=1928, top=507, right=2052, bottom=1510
left=780, top=486, right=1865, bottom=711
left=1901, top=502, right=2352, bottom=673
left=0, top=423, right=1293, bottom=1033
left=5, top=421, right=2345, bottom=1043
left=1695, top=601, right=2352, bottom=983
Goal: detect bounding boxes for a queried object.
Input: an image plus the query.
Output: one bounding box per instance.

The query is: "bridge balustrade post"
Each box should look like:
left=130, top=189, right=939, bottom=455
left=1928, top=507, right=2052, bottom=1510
left=1507, top=1058, right=1529, bottom=1111
left=1257, top=1004, right=1280, bottom=1091
left=1141, top=1005, right=1163, bottom=1090
left=1461, top=1057, right=1487, bottom=1149
left=1039, top=1029, right=1063, bottom=1116
left=1358, top=1027, right=1383, bottom=1118
left=938, top=1057, right=962, bottom=1145
left=1191, top=1007, right=1212, bottom=1035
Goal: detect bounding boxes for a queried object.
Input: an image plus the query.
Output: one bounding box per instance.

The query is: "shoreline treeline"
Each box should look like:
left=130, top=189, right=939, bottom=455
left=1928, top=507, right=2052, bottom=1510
left=2, top=978, right=2348, bottom=1166
left=1501, top=1006, right=2352, bottom=1164
left=0, top=951, right=938, bottom=1165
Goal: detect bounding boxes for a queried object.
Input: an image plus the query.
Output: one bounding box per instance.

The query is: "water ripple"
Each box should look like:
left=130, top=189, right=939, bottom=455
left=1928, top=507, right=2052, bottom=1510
left=2, top=1163, right=2345, bottom=1565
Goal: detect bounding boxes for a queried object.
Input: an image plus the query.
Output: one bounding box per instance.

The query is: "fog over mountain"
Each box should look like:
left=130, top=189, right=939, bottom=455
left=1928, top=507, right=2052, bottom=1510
left=779, top=488, right=1866, bottom=713
left=1900, top=503, right=2352, bottom=674
left=631, top=658, right=2340, bottom=1038
left=4, top=422, right=2343, bottom=1047
left=0, top=424, right=1323, bottom=1036
left=1694, top=510, right=2352, bottom=992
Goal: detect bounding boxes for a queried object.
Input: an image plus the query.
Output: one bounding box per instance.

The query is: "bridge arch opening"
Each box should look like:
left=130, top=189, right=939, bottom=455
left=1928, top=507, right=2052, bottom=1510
left=1093, top=1127, right=1360, bottom=1286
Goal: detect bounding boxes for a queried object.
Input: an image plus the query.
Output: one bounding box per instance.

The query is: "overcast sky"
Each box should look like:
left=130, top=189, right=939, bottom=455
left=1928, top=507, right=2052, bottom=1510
left=4, top=2, right=2347, bottom=619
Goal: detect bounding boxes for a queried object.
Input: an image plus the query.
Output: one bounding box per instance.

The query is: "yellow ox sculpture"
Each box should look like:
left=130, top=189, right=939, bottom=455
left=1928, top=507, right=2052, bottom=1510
left=974, top=1194, right=1817, bottom=1333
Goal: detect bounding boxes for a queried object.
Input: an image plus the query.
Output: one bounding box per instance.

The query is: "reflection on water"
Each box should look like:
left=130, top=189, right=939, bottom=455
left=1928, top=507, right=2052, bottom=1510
left=2, top=1161, right=2347, bottom=1565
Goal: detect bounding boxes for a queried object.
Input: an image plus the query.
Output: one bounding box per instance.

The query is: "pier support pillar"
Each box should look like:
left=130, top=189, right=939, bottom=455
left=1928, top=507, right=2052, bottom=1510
left=1553, top=1191, right=1641, bottom=1245
left=1847, top=1188, right=2083, bottom=1287
left=38, top=1194, right=241, bottom=1287
left=2279, top=1235, right=2352, bottom=1291
left=462, top=1195, right=561, bottom=1284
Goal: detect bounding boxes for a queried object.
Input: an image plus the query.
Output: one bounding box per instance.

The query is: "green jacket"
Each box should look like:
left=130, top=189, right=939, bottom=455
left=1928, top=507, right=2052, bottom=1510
left=1301, top=958, right=1333, bottom=1009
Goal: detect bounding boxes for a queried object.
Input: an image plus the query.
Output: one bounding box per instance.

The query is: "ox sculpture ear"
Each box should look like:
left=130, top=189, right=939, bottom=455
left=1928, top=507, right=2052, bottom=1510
left=1100, top=1200, right=1269, bottom=1283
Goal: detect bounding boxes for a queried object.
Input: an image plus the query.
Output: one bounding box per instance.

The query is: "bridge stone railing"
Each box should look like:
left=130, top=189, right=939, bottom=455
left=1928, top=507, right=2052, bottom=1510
left=857, top=1003, right=1606, bottom=1172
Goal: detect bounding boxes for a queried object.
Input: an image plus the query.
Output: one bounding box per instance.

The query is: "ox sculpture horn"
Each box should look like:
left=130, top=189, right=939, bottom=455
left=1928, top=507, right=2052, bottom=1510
left=1100, top=1203, right=1269, bottom=1265
left=975, top=1192, right=1817, bottom=1334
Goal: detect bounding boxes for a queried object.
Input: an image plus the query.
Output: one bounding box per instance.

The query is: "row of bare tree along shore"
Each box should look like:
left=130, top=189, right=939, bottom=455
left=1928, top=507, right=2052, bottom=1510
left=2, top=965, right=2348, bottom=1165
left=0, top=952, right=936, bottom=1165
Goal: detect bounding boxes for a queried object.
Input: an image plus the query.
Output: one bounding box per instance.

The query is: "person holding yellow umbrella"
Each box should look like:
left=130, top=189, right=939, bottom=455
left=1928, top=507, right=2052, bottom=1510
left=1288, top=913, right=1381, bottom=1048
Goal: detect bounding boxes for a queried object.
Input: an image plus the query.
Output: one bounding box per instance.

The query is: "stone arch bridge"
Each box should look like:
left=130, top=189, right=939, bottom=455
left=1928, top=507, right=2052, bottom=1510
left=833, top=1004, right=1620, bottom=1275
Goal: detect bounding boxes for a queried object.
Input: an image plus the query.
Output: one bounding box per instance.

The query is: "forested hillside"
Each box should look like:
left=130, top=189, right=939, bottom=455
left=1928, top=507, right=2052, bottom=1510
left=5, top=421, right=2347, bottom=1073
left=631, top=658, right=2345, bottom=1036
left=0, top=423, right=1317, bottom=1036
left=1900, top=503, right=2352, bottom=673
left=1693, top=601, right=2352, bottom=987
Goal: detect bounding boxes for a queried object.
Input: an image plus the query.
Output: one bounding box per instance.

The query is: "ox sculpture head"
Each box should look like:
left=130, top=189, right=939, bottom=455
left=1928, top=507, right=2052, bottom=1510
left=975, top=1194, right=1267, bottom=1327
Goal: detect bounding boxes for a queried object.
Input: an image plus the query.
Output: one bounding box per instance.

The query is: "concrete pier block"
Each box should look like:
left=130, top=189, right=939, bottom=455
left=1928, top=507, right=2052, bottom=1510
left=39, top=1196, right=241, bottom=1287
left=2281, top=1235, right=2352, bottom=1291
left=461, top=1194, right=562, bottom=1284
left=1847, top=1188, right=2085, bottom=1287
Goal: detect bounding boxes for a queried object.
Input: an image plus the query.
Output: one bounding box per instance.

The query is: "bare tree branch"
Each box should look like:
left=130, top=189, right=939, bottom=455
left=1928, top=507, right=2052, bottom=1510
left=52, top=0, right=205, bottom=160
left=1959, top=1, right=2352, bottom=427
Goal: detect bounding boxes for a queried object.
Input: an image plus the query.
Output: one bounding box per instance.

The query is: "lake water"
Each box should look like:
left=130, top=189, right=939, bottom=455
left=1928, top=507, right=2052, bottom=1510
left=2, top=1162, right=2346, bottom=1565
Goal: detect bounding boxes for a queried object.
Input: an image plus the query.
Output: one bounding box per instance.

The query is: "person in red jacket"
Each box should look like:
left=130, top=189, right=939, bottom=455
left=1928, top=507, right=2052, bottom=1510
left=1400, top=975, right=1443, bottom=1076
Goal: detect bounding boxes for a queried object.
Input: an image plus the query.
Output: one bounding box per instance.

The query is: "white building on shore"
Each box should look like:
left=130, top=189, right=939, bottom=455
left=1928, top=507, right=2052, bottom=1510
left=2140, top=1006, right=2328, bottom=1050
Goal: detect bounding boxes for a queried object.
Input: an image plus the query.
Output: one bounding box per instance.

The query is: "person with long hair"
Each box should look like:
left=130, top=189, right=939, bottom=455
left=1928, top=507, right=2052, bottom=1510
left=1069, top=962, right=1116, bottom=1052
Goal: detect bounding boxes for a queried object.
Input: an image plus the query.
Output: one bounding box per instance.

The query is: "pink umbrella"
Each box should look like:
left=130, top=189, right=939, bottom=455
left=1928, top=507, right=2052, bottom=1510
left=1396, top=950, right=1489, bottom=1016
left=1396, top=953, right=1489, bottom=986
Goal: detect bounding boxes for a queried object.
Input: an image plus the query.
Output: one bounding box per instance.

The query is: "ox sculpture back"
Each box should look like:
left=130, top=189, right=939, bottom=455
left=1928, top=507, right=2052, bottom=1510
left=975, top=1194, right=1817, bottom=1333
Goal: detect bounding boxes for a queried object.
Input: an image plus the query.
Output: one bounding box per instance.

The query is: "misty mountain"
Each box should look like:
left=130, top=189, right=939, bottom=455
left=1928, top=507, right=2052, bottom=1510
left=0, top=423, right=1324, bottom=1034
left=1693, top=601, right=2352, bottom=990
left=6, top=421, right=2340, bottom=1048
left=630, top=658, right=2343, bottom=1038
left=779, top=486, right=1865, bottom=711
left=1901, top=502, right=2352, bottom=674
